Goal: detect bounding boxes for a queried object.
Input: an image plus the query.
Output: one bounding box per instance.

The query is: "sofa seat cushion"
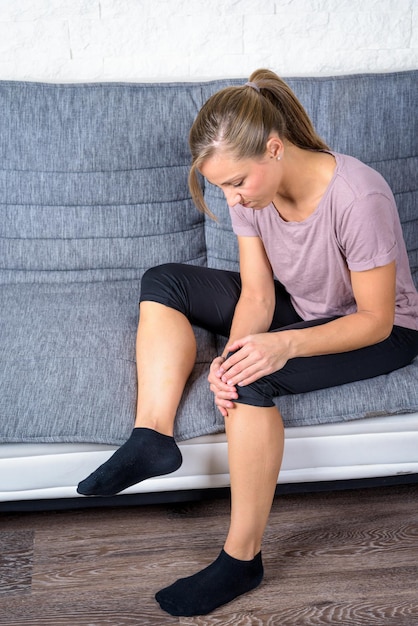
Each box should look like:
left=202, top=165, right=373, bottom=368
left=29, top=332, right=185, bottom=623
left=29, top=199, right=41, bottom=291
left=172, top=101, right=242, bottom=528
left=0, top=281, right=223, bottom=444
left=1, top=280, right=417, bottom=446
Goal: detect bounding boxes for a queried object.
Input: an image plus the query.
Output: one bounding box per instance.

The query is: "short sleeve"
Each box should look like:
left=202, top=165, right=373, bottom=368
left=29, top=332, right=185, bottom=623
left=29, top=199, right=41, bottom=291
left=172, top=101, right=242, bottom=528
left=339, top=193, right=398, bottom=271
left=229, top=203, right=259, bottom=237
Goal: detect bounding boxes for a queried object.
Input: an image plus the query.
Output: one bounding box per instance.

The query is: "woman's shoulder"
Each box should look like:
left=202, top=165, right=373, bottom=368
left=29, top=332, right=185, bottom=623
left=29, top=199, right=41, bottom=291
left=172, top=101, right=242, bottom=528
left=331, top=152, right=393, bottom=199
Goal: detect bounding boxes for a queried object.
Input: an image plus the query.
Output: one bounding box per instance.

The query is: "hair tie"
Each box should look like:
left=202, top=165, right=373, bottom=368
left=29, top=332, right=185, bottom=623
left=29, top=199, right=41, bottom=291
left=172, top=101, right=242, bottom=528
left=245, top=81, right=260, bottom=93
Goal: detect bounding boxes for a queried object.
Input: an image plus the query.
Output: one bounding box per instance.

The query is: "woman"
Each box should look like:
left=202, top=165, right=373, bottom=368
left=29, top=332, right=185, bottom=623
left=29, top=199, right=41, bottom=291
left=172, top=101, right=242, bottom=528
left=78, top=69, right=418, bottom=617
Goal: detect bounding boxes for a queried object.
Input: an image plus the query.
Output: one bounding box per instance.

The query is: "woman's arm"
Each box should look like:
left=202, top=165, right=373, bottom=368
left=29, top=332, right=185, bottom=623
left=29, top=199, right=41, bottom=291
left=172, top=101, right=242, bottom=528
left=222, top=236, right=276, bottom=353
left=221, top=260, right=396, bottom=388
left=208, top=235, right=276, bottom=415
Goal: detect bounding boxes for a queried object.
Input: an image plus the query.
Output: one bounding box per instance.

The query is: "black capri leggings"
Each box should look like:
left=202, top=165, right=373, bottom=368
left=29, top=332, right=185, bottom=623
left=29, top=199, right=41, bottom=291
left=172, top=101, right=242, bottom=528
left=140, top=263, right=418, bottom=408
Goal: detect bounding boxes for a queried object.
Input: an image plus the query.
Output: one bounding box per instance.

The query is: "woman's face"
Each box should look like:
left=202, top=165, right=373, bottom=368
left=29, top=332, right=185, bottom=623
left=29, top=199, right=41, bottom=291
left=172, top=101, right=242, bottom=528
left=200, top=148, right=281, bottom=210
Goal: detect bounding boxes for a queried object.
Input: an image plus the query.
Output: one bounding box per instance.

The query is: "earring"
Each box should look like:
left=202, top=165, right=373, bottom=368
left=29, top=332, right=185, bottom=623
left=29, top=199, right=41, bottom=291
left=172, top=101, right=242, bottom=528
left=277, top=155, right=281, bottom=161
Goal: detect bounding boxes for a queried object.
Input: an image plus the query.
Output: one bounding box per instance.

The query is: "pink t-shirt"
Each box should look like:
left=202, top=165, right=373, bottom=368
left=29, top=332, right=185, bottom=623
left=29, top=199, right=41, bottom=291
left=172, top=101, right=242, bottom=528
left=229, top=152, right=418, bottom=331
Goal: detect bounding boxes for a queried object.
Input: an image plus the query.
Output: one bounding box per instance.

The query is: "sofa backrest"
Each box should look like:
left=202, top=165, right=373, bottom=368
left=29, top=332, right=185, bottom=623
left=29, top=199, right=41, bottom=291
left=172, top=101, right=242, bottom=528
left=0, top=72, right=416, bottom=287
left=203, top=71, right=418, bottom=288
left=0, top=81, right=206, bottom=284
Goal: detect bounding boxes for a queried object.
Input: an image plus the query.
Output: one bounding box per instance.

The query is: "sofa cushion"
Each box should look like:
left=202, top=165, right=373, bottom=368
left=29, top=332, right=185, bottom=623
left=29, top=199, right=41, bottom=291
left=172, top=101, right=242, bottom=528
left=2, top=279, right=416, bottom=445
left=0, top=81, right=207, bottom=284
left=0, top=281, right=223, bottom=443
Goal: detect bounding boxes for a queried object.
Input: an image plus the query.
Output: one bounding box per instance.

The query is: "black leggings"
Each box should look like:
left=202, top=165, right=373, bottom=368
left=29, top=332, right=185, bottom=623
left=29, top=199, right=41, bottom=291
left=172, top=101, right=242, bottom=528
left=140, top=263, right=418, bottom=408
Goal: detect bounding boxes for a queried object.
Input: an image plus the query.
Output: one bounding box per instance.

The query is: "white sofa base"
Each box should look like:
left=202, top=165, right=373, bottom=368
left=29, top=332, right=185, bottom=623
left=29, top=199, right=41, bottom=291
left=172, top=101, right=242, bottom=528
left=1, top=413, right=418, bottom=504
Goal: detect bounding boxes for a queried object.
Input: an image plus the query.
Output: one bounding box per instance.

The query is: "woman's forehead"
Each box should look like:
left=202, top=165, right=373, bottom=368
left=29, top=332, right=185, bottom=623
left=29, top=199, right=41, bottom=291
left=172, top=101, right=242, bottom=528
left=200, top=154, right=252, bottom=184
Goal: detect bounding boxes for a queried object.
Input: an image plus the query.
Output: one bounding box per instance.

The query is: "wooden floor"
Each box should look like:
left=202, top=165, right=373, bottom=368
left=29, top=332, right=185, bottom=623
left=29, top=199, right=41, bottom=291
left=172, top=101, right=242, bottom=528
left=0, top=483, right=418, bottom=625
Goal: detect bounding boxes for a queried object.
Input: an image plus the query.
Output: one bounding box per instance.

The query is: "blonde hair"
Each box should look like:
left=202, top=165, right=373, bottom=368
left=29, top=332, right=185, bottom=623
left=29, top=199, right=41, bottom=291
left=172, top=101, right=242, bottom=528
left=189, top=69, right=329, bottom=217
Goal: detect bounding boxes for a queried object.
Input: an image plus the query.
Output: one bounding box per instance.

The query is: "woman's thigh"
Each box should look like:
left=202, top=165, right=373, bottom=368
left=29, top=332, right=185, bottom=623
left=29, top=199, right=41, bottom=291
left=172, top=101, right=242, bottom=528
left=236, top=322, right=418, bottom=407
left=140, top=263, right=241, bottom=335
left=139, top=263, right=301, bottom=336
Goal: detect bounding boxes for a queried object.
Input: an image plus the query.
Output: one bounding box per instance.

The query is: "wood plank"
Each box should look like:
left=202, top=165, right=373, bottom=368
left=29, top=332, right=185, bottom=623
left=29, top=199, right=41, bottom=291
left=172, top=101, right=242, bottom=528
left=0, top=531, right=34, bottom=597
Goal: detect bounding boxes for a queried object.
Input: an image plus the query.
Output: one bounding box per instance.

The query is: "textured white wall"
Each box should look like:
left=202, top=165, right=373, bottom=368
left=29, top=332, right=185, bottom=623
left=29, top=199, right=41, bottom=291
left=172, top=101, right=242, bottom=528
left=0, top=0, right=416, bottom=82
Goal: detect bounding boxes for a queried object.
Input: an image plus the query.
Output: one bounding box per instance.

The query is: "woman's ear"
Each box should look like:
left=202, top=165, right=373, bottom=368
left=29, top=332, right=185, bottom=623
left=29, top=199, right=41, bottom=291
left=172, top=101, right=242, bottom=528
left=266, top=136, right=284, bottom=159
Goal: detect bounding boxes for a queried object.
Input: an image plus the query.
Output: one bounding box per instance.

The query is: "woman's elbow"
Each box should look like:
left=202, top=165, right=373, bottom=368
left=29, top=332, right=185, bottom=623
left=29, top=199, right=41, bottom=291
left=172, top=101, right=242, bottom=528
left=375, top=312, right=395, bottom=343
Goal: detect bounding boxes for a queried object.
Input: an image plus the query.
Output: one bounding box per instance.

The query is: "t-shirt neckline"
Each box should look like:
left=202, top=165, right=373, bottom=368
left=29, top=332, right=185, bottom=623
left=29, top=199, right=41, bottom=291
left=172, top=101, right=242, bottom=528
left=271, top=151, right=339, bottom=226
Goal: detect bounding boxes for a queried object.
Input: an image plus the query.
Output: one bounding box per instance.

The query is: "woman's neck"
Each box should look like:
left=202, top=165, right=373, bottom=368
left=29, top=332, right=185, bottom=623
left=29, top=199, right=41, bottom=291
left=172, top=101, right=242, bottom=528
left=274, top=147, right=336, bottom=222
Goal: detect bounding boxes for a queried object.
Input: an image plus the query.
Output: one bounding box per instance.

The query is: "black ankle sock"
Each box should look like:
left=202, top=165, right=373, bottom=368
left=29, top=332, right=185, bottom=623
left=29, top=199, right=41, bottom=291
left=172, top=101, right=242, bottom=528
left=77, top=427, right=182, bottom=496
left=155, top=549, right=263, bottom=617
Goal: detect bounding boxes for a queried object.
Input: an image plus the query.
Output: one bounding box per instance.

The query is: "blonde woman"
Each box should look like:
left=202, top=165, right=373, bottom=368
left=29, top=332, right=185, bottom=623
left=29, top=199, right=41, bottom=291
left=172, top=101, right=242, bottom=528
left=78, top=70, right=418, bottom=617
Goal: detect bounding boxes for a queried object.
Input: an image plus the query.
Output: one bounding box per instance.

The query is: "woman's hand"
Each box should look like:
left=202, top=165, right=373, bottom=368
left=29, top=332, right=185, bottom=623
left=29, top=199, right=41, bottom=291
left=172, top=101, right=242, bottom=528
left=220, top=332, right=292, bottom=388
left=208, top=356, right=239, bottom=417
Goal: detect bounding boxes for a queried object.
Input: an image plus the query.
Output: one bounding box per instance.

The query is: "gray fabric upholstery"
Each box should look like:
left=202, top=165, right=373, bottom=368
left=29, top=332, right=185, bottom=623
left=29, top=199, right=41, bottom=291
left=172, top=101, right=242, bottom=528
left=0, top=82, right=206, bottom=284
left=0, top=282, right=221, bottom=444
left=0, top=72, right=417, bottom=444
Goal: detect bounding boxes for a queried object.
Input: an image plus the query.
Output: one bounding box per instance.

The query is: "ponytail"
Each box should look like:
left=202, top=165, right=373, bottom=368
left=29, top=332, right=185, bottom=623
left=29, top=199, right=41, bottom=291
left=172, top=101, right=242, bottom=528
left=247, top=69, right=328, bottom=151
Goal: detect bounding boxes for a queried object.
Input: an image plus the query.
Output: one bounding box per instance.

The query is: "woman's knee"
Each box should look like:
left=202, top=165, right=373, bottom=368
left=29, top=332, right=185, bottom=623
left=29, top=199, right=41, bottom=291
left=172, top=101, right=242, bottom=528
left=140, top=263, right=190, bottom=314
left=141, top=263, right=177, bottom=292
left=234, top=383, right=276, bottom=408
left=224, top=350, right=276, bottom=408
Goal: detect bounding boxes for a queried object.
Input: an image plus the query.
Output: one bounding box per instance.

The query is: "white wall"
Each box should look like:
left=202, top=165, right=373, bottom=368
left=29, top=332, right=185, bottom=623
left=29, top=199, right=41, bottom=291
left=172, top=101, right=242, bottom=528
left=0, top=0, right=416, bottom=82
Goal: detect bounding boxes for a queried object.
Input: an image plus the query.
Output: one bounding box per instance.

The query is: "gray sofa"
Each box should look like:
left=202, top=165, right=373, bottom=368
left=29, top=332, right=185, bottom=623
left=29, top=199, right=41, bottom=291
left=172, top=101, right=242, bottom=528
left=0, top=71, right=417, bottom=510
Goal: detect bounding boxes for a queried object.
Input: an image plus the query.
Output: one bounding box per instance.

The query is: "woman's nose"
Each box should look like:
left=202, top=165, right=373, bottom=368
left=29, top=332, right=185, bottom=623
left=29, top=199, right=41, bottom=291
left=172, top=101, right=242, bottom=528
left=224, top=189, right=241, bottom=207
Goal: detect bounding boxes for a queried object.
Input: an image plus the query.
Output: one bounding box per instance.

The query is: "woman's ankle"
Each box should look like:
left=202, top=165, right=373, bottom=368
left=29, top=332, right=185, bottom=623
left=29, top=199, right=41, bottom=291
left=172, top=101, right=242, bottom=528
left=134, top=417, right=174, bottom=436
left=223, top=538, right=262, bottom=561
